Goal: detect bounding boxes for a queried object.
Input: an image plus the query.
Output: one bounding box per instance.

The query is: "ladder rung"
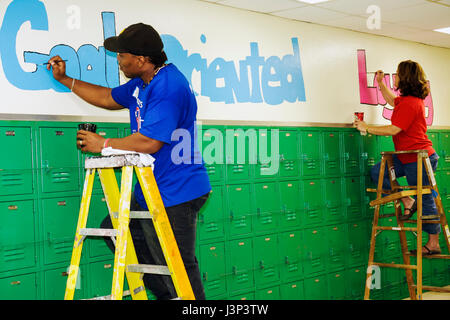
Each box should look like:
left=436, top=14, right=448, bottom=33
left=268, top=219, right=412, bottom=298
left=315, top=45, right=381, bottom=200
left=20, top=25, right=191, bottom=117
left=421, top=214, right=442, bottom=220
left=84, top=290, right=132, bottom=300
left=79, top=228, right=117, bottom=237
left=112, top=211, right=153, bottom=219
left=411, top=285, right=450, bottom=293
left=366, top=188, right=392, bottom=194
left=370, top=189, right=432, bottom=206
left=371, top=262, right=417, bottom=270
left=407, top=252, right=450, bottom=260
left=379, top=213, right=396, bottom=218
left=375, top=226, right=418, bottom=232
left=402, top=219, right=442, bottom=224
left=127, top=264, right=171, bottom=275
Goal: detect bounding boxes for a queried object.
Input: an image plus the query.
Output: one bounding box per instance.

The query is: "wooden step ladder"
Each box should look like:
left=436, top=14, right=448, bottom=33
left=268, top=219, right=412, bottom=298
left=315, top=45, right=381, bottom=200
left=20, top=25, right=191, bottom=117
left=365, top=150, right=450, bottom=300
left=64, top=154, right=195, bottom=300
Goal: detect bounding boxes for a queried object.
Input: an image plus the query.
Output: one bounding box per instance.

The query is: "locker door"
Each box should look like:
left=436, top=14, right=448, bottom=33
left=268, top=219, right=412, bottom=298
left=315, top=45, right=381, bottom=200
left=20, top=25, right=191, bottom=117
left=255, top=129, right=278, bottom=179
left=344, top=176, right=364, bottom=221
left=303, top=227, right=326, bottom=276
left=253, top=235, right=279, bottom=288
left=378, top=135, right=394, bottom=154
left=323, top=178, right=344, bottom=222
left=226, top=184, right=252, bottom=237
left=280, top=281, right=304, bottom=300
left=253, top=182, right=279, bottom=234
left=440, top=132, right=450, bottom=170
left=279, top=130, right=299, bottom=178
left=304, top=275, right=328, bottom=300
left=343, top=131, right=361, bottom=175
left=278, top=231, right=303, bottom=282
left=300, top=130, right=321, bottom=176
left=199, top=242, right=227, bottom=298
left=88, top=260, right=115, bottom=298
left=348, top=266, right=365, bottom=300
left=226, top=238, right=254, bottom=294
left=361, top=133, right=378, bottom=175
left=326, top=224, right=348, bottom=271
left=200, top=128, right=224, bottom=183
left=43, top=265, right=87, bottom=300
left=301, top=179, right=323, bottom=227
left=42, top=196, right=80, bottom=265
left=86, top=194, right=113, bottom=259
left=327, top=271, right=349, bottom=300
left=427, top=131, right=440, bottom=170
left=198, top=186, right=225, bottom=241
left=0, top=200, right=36, bottom=272
left=322, top=131, right=341, bottom=176
left=40, top=127, right=80, bottom=193
left=225, top=128, right=252, bottom=181
left=0, top=126, right=33, bottom=196
left=279, top=180, right=301, bottom=230
left=348, top=222, right=369, bottom=267
left=255, top=285, right=280, bottom=300
left=0, top=273, right=37, bottom=300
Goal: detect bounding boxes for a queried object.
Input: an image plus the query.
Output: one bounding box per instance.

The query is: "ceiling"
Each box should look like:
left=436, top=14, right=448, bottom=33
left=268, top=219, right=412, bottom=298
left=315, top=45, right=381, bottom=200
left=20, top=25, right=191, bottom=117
left=199, top=0, right=450, bottom=49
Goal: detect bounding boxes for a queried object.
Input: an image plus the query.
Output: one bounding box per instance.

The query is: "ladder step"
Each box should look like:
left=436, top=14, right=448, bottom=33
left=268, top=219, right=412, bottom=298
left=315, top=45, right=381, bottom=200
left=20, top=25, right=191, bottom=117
left=375, top=226, right=418, bottom=232
left=79, top=228, right=117, bottom=237
left=112, top=211, right=153, bottom=219
left=370, top=189, right=431, bottom=206
left=371, top=262, right=417, bottom=270
left=127, top=264, right=171, bottom=275
left=411, top=285, right=450, bottom=293
left=83, top=290, right=132, bottom=300
left=407, top=252, right=450, bottom=259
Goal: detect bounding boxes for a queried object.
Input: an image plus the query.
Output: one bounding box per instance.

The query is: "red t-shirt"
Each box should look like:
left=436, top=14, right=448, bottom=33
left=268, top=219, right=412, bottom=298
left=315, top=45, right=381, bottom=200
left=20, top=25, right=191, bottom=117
left=390, top=96, right=435, bottom=164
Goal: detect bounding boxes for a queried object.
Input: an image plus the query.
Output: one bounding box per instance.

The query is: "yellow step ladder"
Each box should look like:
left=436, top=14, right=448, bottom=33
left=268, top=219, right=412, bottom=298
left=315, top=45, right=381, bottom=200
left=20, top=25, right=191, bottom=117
left=365, top=150, right=450, bottom=300
left=64, top=154, right=195, bottom=300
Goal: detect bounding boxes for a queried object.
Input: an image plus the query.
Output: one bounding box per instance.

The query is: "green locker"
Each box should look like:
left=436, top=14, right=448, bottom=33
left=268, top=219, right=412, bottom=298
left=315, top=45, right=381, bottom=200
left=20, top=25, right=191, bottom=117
left=301, top=179, right=323, bottom=226
left=431, top=259, right=449, bottom=287
left=378, top=216, right=400, bottom=259
left=364, top=175, right=376, bottom=219
left=440, top=132, right=450, bottom=170
left=279, top=130, right=299, bottom=178
left=226, top=184, right=252, bottom=237
left=86, top=194, right=113, bottom=259
left=381, top=256, right=403, bottom=289
left=302, top=227, right=326, bottom=276
left=199, top=242, right=227, bottom=298
left=438, top=170, right=450, bottom=195
left=326, top=224, right=348, bottom=271
left=323, top=178, right=344, bottom=222
left=254, top=128, right=277, bottom=179
left=378, top=135, right=394, bottom=155
left=278, top=231, right=303, bottom=282
left=198, top=186, right=225, bottom=242
left=225, top=238, right=254, bottom=294
left=322, top=131, right=341, bottom=176
left=228, top=291, right=255, bottom=300
left=253, top=182, right=279, bottom=234
left=0, top=200, right=36, bottom=272
left=361, top=133, right=378, bottom=175
left=42, top=196, right=80, bottom=265
left=343, top=131, right=361, bottom=175
left=200, top=127, right=224, bottom=183
left=280, top=281, right=304, bottom=300
left=39, top=126, right=80, bottom=193
left=225, top=128, right=253, bottom=181
left=299, top=130, right=321, bottom=176
left=348, top=221, right=369, bottom=267
left=347, top=266, right=365, bottom=300
left=327, top=271, right=349, bottom=300
left=253, top=235, right=279, bottom=288
left=88, top=260, right=115, bottom=298
left=344, top=176, right=364, bottom=221
left=0, top=126, right=33, bottom=196
left=255, top=285, right=280, bottom=300
left=43, top=265, right=86, bottom=300
left=0, top=272, right=38, bottom=300
left=303, top=275, right=328, bottom=300
left=427, top=131, right=440, bottom=170
left=279, top=180, right=301, bottom=230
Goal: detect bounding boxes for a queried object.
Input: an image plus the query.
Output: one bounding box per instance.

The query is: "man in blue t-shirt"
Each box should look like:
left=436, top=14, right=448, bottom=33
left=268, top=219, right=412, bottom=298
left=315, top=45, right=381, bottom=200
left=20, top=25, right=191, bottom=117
left=47, top=23, right=211, bottom=300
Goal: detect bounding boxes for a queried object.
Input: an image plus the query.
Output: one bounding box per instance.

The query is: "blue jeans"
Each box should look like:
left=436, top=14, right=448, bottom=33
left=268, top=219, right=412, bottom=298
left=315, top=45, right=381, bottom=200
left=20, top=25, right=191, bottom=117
left=370, top=153, right=440, bottom=235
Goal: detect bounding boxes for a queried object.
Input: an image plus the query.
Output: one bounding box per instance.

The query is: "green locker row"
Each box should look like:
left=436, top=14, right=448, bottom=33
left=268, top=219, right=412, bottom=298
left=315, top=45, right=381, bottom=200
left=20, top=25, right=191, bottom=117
left=1, top=121, right=449, bottom=199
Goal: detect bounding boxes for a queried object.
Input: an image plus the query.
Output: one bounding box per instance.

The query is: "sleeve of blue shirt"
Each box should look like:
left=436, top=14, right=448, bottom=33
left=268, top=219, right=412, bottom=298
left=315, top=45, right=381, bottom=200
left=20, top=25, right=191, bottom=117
left=139, top=96, right=181, bottom=144
left=111, top=79, right=139, bottom=109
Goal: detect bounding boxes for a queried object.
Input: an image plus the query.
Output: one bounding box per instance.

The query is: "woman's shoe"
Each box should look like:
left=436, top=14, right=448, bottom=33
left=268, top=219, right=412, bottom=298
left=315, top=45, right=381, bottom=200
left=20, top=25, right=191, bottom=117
left=399, top=200, right=416, bottom=221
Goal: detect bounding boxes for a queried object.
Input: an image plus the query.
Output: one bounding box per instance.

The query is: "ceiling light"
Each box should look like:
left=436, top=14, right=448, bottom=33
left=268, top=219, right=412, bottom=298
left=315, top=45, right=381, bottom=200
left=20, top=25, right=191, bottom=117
left=434, top=27, right=450, bottom=35
left=296, top=0, right=331, bottom=4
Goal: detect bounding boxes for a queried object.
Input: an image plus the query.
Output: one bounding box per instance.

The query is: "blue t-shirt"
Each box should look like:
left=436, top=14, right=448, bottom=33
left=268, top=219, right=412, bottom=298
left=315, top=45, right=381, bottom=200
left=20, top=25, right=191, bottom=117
left=111, top=63, right=211, bottom=208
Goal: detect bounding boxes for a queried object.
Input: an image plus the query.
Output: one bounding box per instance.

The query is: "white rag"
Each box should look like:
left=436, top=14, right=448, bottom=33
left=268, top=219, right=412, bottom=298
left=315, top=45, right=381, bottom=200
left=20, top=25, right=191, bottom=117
left=101, top=147, right=155, bottom=167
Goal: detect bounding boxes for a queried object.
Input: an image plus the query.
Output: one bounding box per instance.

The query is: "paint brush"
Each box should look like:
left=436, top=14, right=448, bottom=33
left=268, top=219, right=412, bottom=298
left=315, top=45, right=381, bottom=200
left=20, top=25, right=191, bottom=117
left=39, top=60, right=68, bottom=65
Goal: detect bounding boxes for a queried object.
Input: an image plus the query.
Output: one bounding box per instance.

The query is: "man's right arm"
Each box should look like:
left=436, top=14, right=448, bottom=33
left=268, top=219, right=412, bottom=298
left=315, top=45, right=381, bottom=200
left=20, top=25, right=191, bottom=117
left=48, top=55, right=123, bottom=110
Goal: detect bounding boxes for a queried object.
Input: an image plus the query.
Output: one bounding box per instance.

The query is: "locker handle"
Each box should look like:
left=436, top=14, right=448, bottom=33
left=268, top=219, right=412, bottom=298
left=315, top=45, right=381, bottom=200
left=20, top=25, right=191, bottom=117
left=230, top=211, right=234, bottom=221
left=344, top=153, right=349, bottom=160
left=8, top=205, right=18, bottom=210
left=232, top=266, right=237, bottom=275
left=203, top=272, right=208, bottom=281
left=257, top=208, right=261, bottom=216
left=259, top=261, right=264, bottom=269
left=43, top=160, right=50, bottom=173
left=10, top=281, right=21, bottom=285
left=61, top=272, right=69, bottom=276
left=285, top=256, right=290, bottom=265
left=5, top=130, right=15, bottom=136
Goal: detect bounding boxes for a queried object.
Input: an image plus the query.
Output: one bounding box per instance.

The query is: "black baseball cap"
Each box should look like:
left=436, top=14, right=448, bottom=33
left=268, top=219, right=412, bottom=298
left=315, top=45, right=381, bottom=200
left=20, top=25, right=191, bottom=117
left=103, top=23, right=164, bottom=56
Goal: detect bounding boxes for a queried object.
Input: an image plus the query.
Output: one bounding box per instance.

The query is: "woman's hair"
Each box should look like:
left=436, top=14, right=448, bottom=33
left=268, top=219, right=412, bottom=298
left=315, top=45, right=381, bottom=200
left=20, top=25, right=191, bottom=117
left=396, top=60, right=430, bottom=99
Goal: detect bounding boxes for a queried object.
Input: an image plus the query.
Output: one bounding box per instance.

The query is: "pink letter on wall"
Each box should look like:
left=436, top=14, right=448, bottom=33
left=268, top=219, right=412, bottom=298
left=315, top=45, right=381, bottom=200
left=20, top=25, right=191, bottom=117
left=357, top=49, right=377, bottom=105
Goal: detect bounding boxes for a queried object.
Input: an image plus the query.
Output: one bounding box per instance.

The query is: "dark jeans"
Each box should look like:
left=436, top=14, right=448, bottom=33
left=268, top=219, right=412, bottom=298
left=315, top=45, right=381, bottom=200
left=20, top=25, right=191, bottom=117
left=101, top=192, right=209, bottom=300
left=370, top=152, right=440, bottom=234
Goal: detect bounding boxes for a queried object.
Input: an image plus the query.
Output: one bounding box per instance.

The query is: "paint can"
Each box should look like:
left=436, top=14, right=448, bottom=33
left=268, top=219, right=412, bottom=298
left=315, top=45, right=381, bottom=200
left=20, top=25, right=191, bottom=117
left=354, top=112, right=364, bottom=121
left=77, top=123, right=97, bottom=148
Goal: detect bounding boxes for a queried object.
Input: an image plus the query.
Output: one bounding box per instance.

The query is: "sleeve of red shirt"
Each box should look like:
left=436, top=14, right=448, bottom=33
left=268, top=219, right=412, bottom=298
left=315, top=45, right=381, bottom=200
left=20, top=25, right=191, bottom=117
left=391, top=97, right=416, bottom=132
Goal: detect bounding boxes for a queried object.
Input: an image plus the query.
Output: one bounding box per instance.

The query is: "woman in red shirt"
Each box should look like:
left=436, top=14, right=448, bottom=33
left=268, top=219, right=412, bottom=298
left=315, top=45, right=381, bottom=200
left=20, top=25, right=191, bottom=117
left=354, top=60, right=441, bottom=255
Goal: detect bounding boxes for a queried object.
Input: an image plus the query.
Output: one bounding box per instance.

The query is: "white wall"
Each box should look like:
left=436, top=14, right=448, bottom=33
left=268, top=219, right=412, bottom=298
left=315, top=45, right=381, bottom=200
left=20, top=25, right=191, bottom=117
left=0, top=0, right=449, bottom=126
